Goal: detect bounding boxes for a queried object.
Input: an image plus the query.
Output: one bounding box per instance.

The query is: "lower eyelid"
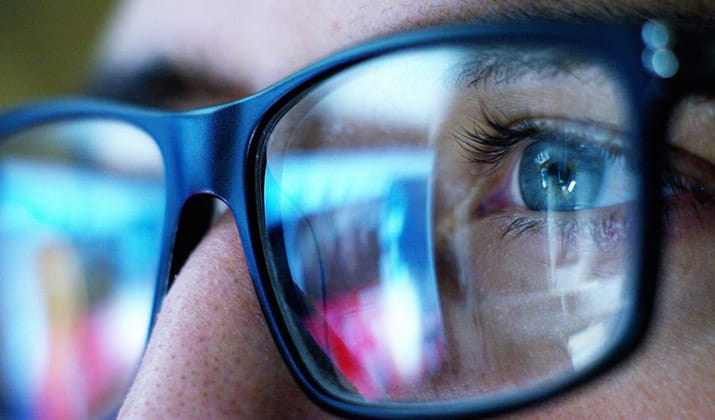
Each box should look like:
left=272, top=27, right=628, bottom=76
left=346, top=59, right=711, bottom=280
left=489, top=207, right=630, bottom=250
left=453, top=209, right=629, bottom=278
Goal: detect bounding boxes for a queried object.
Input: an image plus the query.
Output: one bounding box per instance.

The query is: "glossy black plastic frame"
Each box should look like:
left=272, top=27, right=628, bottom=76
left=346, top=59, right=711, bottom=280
left=0, top=22, right=665, bottom=419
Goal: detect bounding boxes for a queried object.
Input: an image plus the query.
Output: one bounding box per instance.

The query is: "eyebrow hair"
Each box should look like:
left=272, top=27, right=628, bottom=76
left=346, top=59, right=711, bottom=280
left=456, top=48, right=595, bottom=88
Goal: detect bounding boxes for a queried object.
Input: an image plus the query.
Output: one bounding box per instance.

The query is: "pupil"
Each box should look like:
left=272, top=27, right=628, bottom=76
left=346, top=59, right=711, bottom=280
left=541, top=162, right=574, bottom=192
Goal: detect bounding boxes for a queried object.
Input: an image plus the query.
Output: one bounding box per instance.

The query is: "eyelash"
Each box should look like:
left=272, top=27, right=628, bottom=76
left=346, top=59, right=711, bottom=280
left=452, top=108, right=537, bottom=170
left=661, top=170, right=712, bottom=223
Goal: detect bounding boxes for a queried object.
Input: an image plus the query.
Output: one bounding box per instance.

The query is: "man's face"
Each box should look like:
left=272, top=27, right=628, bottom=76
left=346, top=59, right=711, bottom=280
left=100, top=1, right=715, bottom=418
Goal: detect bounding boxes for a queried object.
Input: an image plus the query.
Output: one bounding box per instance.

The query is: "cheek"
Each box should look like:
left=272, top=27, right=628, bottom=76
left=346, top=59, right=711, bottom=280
left=658, top=204, right=715, bottom=348
left=432, top=161, right=635, bottom=396
left=505, top=209, right=715, bottom=419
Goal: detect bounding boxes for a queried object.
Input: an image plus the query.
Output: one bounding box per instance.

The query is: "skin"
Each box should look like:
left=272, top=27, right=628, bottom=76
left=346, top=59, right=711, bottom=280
left=98, top=1, right=715, bottom=418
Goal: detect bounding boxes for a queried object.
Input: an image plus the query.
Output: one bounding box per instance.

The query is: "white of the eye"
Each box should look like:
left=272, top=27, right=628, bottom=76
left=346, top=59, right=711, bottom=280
left=590, top=156, right=637, bottom=208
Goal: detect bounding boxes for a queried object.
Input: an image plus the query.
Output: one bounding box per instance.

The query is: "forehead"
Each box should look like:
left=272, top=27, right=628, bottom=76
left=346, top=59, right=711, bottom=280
left=99, top=0, right=713, bottom=97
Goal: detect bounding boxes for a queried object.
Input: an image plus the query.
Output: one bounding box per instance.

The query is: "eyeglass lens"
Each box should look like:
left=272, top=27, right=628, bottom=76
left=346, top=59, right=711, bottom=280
left=264, top=43, right=641, bottom=404
left=0, top=120, right=165, bottom=418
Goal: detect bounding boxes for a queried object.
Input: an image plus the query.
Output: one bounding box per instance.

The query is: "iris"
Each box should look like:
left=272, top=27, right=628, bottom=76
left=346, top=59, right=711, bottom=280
left=519, top=139, right=607, bottom=211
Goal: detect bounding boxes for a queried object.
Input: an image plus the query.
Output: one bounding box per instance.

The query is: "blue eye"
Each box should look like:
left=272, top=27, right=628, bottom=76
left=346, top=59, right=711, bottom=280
left=518, top=139, right=618, bottom=212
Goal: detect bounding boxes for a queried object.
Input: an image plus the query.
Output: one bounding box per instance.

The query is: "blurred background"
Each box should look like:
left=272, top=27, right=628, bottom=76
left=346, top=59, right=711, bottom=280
left=0, top=4, right=167, bottom=419
left=0, top=1, right=114, bottom=108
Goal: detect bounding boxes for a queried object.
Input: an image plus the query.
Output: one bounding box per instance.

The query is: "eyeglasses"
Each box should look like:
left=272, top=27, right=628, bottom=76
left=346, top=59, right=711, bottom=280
left=0, top=20, right=708, bottom=419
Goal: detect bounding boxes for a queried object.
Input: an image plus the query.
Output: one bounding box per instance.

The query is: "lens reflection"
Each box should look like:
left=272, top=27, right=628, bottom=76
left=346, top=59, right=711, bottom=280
left=264, top=45, right=639, bottom=404
left=0, top=120, right=165, bottom=419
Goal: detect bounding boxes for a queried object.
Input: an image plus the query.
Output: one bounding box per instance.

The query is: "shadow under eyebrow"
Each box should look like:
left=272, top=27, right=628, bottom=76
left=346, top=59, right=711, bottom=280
left=89, top=62, right=192, bottom=108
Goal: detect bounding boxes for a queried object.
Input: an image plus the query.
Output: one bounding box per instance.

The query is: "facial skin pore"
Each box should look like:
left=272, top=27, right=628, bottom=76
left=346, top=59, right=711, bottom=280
left=100, top=1, right=715, bottom=418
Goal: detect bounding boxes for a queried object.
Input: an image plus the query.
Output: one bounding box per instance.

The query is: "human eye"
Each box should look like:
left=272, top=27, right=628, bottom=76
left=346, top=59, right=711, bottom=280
left=451, top=111, right=714, bottom=245
left=450, top=114, right=638, bottom=247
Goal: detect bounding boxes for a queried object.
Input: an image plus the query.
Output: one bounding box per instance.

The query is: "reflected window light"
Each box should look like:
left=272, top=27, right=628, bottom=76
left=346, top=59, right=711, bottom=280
left=641, top=21, right=679, bottom=79
left=567, top=322, right=609, bottom=371
left=382, top=268, right=423, bottom=382
left=316, top=50, right=463, bottom=127
left=264, top=150, right=434, bottom=226
left=62, top=121, right=164, bottom=176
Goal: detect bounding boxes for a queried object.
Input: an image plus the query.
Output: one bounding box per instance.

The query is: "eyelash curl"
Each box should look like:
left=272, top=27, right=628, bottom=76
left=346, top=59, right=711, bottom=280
left=451, top=106, right=538, bottom=170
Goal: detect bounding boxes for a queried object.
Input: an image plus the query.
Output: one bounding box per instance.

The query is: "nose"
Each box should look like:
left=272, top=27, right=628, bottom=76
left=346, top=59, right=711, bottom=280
left=117, top=212, right=336, bottom=419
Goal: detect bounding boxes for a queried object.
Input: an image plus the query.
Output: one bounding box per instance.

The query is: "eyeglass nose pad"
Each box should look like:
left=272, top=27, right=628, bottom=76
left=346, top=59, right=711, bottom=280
left=168, top=194, right=222, bottom=283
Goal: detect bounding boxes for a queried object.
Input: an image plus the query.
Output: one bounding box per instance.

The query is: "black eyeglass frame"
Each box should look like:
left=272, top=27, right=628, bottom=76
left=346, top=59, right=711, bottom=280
left=0, top=21, right=672, bottom=419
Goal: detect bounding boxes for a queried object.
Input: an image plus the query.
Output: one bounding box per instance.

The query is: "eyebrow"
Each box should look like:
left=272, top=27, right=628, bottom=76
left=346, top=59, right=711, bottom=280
left=90, top=62, right=192, bottom=108
left=455, top=48, right=592, bottom=88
